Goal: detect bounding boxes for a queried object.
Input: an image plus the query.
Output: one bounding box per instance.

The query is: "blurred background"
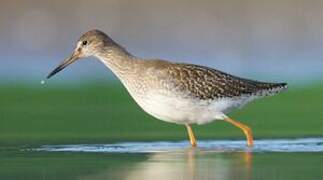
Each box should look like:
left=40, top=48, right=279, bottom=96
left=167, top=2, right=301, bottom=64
left=0, top=0, right=322, bottom=146
left=1, top=0, right=323, bottom=84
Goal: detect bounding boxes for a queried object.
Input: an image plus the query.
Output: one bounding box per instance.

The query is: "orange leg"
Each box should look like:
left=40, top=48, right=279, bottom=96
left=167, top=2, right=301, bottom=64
left=224, top=117, right=254, bottom=147
left=185, top=124, right=197, bottom=147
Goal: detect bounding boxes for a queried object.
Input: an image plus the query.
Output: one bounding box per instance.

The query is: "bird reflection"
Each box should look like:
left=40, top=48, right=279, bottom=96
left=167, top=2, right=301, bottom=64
left=123, top=149, right=252, bottom=180
left=78, top=148, right=252, bottom=180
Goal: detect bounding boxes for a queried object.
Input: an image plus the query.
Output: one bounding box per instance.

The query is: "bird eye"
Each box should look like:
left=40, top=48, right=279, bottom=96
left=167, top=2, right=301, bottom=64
left=82, top=41, right=88, bottom=46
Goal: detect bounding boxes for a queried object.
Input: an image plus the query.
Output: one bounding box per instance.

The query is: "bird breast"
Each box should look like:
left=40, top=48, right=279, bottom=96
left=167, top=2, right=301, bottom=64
left=126, top=86, right=244, bottom=125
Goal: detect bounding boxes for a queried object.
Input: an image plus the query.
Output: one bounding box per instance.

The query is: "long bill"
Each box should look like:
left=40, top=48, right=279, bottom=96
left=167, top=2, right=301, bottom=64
left=47, top=51, right=80, bottom=79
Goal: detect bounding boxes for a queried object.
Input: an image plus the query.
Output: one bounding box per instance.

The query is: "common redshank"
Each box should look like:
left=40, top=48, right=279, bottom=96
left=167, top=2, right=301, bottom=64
left=47, top=29, right=287, bottom=147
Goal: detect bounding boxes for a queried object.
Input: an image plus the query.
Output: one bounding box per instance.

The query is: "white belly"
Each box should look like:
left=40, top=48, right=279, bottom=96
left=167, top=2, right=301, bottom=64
left=131, top=92, right=256, bottom=125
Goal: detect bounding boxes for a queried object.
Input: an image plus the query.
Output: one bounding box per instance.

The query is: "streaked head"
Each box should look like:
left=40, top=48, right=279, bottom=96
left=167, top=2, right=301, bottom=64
left=47, top=29, right=112, bottom=79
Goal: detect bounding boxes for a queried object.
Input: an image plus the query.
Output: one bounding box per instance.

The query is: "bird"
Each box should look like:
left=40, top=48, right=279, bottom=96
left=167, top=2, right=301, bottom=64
left=47, top=29, right=287, bottom=147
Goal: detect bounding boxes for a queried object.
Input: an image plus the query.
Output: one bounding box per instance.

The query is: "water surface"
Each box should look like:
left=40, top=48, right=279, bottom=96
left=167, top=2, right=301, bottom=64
left=1, top=138, right=323, bottom=180
left=36, top=137, right=323, bottom=153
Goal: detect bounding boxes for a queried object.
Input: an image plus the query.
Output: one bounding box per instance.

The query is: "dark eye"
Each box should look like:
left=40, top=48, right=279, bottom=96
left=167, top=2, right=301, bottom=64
left=82, top=41, right=88, bottom=45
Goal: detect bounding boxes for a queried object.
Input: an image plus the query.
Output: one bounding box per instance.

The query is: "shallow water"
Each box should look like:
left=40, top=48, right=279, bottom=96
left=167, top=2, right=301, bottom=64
left=36, top=137, right=323, bottom=153
left=1, top=138, right=323, bottom=180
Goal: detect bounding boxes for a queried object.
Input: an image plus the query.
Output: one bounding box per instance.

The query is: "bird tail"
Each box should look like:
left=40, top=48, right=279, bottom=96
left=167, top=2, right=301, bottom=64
left=256, top=82, right=288, bottom=97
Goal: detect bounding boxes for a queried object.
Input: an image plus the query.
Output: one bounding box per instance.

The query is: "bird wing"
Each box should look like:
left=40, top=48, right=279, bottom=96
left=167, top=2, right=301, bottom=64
left=163, top=63, right=287, bottom=100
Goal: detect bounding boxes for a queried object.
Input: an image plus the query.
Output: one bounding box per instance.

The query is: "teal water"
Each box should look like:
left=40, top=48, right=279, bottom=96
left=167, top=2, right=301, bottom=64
left=1, top=150, right=322, bottom=180
left=1, top=138, right=323, bottom=180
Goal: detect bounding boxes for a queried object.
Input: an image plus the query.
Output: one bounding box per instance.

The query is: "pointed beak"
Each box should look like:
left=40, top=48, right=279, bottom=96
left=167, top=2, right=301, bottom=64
left=47, top=50, right=80, bottom=79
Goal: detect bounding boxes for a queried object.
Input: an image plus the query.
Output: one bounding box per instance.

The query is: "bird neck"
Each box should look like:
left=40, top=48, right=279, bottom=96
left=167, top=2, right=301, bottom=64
left=95, top=45, right=136, bottom=79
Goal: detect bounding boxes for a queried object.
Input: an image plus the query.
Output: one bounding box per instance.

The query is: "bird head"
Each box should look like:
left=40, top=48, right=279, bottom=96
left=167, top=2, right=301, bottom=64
left=47, top=29, right=110, bottom=79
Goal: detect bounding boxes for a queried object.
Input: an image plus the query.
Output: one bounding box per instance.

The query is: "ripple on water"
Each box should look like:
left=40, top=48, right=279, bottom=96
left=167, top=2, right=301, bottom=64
left=34, top=137, right=323, bottom=153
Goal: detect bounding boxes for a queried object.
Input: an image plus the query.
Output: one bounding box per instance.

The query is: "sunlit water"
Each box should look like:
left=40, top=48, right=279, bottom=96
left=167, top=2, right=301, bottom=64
left=35, top=137, right=323, bottom=153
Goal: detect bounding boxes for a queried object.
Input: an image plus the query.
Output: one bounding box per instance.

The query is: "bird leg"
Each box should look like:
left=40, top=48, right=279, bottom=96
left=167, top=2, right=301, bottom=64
left=185, top=124, right=197, bottom=147
left=224, top=117, right=254, bottom=147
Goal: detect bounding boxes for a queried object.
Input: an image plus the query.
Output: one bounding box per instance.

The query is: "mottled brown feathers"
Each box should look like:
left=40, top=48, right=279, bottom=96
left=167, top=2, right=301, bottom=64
left=79, top=30, right=287, bottom=101
left=162, top=63, right=287, bottom=100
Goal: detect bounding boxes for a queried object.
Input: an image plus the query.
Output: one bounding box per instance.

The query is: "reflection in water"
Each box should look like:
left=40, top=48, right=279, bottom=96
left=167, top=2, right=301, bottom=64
left=125, top=151, right=252, bottom=180
left=2, top=148, right=323, bottom=180
left=32, top=138, right=323, bottom=179
left=80, top=150, right=252, bottom=180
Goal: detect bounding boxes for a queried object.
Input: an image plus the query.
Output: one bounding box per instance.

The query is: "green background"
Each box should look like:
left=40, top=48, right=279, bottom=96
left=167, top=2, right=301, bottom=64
left=1, top=82, right=322, bottom=147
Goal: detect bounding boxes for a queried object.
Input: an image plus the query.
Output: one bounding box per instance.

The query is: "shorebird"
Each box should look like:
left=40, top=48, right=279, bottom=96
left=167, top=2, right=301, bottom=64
left=47, top=29, right=287, bottom=147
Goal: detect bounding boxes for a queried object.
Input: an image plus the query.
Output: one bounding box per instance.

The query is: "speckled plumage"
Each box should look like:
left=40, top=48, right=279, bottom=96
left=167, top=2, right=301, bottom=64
left=74, top=29, right=287, bottom=124
left=48, top=29, right=287, bottom=125
left=155, top=62, right=287, bottom=100
left=47, top=29, right=289, bottom=146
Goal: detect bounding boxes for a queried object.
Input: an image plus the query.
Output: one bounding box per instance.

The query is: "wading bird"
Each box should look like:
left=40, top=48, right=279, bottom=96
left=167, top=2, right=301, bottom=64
left=47, top=30, right=287, bottom=147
